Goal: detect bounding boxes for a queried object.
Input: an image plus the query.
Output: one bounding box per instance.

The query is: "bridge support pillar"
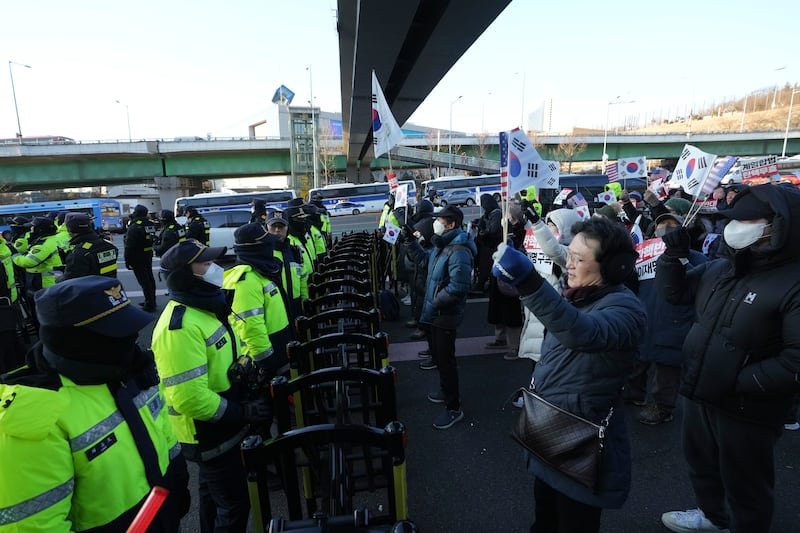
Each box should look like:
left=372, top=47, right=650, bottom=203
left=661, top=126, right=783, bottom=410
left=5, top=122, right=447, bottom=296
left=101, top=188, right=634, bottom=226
left=154, top=176, right=204, bottom=213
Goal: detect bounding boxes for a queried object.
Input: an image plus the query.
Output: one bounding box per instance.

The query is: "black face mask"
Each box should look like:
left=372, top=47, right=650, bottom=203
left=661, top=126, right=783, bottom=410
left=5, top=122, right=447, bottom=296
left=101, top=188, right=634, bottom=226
left=655, top=225, right=678, bottom=238
left=289, top=219, right=307, bottom=236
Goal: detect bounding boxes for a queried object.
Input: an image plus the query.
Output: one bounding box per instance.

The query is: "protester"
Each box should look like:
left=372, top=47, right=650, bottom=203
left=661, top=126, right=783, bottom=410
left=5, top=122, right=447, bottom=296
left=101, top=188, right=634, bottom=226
left=406, top=198, right=434, bottom=341
left=474, top=193, right=502, bottom=297
left=657, top=184, right=800, bottom=533
left=492, top=216, right=645, bottom=533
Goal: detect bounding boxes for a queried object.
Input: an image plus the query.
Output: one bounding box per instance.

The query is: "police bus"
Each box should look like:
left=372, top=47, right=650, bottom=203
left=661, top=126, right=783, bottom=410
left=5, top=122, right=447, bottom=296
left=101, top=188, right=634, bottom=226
left=173, top=189, right=297, bottom=216
left=422, top=174, right=502, bottom=202
left=0, top=198, right=123, bottom=233
left=306, top=181, right=417, bottom=214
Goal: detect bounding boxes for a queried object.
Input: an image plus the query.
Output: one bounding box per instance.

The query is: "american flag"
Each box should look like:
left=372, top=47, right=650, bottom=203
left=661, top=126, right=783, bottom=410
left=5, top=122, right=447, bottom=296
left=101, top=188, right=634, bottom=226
left=606, top=161, right=619, bottom=182
left=650, top=167, right=670, bottom=181
left=499, top=131, right=509, bottom=199
left=701, top=156, right=738, bottom=197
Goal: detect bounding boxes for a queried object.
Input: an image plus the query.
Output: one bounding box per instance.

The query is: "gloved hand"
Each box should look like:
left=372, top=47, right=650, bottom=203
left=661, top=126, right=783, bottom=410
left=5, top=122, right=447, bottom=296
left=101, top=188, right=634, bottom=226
left=643, top=189, right=661, bottom=208
left=661, top=227, right=691, bottom=258
left=400, top=224, right=416, bottom=243
left=491, top=242, right=534, bottom=286
left=242, top=398, right=271, bottom=423
left=520, top=200, right=540, bottom=224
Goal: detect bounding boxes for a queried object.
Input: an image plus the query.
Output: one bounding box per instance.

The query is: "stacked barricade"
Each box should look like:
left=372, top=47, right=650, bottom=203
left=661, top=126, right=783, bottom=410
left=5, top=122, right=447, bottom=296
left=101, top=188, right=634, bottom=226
left=240, top=231, right=416, bottom=532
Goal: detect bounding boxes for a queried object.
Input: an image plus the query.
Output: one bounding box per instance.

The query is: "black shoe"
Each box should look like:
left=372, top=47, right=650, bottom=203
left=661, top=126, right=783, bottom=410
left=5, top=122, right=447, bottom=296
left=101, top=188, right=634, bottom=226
left=419, top=358, right=438, bottom=370
left=427, top=390, right=446, bottom=404
left=142, top=304, right=157, bottom=313
left=484, top=340, right=507, bottom=349
left=418, top=348, right=431, bottom=358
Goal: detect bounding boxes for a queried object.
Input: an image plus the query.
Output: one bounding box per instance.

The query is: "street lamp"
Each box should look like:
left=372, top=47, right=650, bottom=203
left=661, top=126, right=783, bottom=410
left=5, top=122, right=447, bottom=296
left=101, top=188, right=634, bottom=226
left=307, top=65, right=319, bottom=189
left=602, top=96, right=635, bottom=173
left=8, top=60, right=32, bottom=144
left=115, top=100, right=132, bottom=141
left=771, top=66, right=786, bottom=109
left=448, top=95, right=463, bottom=173
left=781, top=85, right=800, bottom=158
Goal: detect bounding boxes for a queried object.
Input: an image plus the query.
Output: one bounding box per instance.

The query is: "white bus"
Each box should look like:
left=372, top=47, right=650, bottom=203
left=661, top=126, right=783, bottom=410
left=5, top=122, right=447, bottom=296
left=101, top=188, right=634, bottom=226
left=174, top=190, right=297, bottom=216
left=306, top=181, right=417, bottom=214
left=422, top=174, right=502, bottom=201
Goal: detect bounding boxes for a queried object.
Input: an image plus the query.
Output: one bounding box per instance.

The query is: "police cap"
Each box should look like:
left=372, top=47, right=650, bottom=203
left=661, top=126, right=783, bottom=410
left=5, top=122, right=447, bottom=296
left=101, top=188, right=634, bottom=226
left=65, top=212, right=92, bottom=233
left=266, top=209, right=287, bottom=227
left=35, top=276, right=153, bottom=338
left=234, top=222, right=270, bottom=245
left=160, top=238, right=227, bottom=271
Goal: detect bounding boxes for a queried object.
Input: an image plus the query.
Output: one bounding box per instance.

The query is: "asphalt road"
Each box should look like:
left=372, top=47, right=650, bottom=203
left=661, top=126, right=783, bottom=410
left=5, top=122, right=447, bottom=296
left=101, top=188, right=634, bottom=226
left=104, top=228, right=800, bottom=533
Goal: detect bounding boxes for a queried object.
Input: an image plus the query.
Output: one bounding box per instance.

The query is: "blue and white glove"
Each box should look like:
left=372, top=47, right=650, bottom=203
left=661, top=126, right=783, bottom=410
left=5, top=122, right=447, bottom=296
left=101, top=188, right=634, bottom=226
left=492, top=242, right=544, bottom=294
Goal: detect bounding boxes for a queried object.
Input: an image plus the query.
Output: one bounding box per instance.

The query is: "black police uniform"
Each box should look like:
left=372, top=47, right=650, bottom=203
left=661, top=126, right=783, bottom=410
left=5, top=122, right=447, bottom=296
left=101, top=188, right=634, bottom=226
left=125, top=209, right=157, bottom=311
left=185, top=211, right=210, bottom=246
left=155, top=213, right=187, bottom=257
left=250, top=200, right=268, bottom=225
left=62, top=231, right=118, bottom=281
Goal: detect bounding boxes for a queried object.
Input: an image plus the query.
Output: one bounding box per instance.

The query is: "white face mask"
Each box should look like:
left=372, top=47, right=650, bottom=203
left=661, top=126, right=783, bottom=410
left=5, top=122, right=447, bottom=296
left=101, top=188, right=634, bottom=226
left=433, top=220, right=447, bottom=235
left=723, top=220, right=769, bottom=250
left=199, top=262, right=225, bottom=287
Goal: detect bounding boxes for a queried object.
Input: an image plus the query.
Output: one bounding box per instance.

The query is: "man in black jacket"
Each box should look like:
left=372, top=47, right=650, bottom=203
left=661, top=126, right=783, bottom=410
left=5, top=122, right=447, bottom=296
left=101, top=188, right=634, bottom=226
left=62, top=213, right=118, bottom=280
left=125, top=205, right=157, bottom=312
left=154, top=210, right=186, bottom=257
left=184, top=206, right=210, bottom=246
left=657, top=184, right=800, bottom=533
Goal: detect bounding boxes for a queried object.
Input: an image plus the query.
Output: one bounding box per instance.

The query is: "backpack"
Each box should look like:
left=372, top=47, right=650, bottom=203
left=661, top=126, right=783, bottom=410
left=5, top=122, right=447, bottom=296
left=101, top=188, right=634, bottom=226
left=379, top=289, right=400, bottom=321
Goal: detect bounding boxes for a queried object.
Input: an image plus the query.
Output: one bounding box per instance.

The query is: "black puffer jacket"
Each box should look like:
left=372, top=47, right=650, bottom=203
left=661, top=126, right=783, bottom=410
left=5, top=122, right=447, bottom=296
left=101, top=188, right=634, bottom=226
left=656, top=184, right=800, bottom=427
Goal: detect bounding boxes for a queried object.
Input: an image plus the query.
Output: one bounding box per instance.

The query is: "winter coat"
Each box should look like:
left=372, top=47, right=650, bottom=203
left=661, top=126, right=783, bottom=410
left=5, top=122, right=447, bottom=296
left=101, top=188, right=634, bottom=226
left=487, top=220, right=526, bottom=327
left=518, top=209, right=582, bottom=361
left=406, top=227, right=476, bottom=329
left=656, top=184, right=800, bottom=428
left=521, top=280, right=646, bottom=509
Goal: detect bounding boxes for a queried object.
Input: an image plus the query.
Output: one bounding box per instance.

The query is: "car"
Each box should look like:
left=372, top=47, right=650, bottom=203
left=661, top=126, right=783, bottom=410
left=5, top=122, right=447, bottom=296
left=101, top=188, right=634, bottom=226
left=328, top=201, right=366, bottom=216
left=438, top=188, right=476, bottom=207
left=176, top=209, right=251, bottom=255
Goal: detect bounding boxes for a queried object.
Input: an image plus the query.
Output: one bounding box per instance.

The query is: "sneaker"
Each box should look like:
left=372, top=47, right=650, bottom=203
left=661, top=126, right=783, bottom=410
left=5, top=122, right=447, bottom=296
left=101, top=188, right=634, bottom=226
left=784, top=421, right=800, bottom=431
left=433, top=409, right=464, bottom=430
left=484, top=340, right=507, bottom=349
left=427, top=390, right=445, bottom=404
left=401, top=295, right=412, bottom=305
left=638, top=404, right=674, bottom=425
left=503, top=352, right=520, bottom=361
left=418, top=348, right=431, bottom=358
left=410, top=329, right=426, bottom=340
left=661, top=509, right=729, bottom=533
left=419, top=358, right=438, bottom=370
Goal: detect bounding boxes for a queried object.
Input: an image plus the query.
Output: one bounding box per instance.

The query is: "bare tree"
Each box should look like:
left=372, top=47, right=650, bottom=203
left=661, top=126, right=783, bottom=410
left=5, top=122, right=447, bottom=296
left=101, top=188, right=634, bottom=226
left=475, top=132, right=490, bottom=161
left=318, top=124, right=342, bottom=186
left=555, top=134, right=587, bottom=173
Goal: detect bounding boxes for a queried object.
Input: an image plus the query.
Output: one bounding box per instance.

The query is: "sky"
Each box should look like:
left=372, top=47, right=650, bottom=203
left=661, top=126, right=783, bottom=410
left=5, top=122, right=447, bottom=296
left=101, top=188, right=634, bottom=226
left=1, top=0, right=798, bottom=143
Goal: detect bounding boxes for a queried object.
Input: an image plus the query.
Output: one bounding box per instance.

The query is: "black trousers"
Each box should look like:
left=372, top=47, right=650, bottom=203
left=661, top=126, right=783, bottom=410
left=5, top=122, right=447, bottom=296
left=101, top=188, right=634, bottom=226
left=531, top=478, right=602, bottom=533
left=131, top=259, right=156, bottom=307
left=197, top=446, right=251, bottom=533
left=682, top=399, right=781, bottom=533
left=626, top=360, right=681, bottom=409
left=429, top=324, right=460, bottom=411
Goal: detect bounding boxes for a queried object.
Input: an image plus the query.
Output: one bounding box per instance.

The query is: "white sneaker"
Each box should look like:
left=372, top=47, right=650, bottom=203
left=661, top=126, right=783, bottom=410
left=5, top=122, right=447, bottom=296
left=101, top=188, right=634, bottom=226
left=661, top=509, right=729, bottom=533
left=784, top=421, right=800, bottom=431
left=400, top=295, right=412, bottom=305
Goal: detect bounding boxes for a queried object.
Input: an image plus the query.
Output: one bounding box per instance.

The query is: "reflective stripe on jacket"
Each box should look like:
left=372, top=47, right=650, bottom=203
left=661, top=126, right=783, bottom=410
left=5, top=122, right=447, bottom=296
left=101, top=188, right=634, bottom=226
left=13, top=234, right=63, bottom=287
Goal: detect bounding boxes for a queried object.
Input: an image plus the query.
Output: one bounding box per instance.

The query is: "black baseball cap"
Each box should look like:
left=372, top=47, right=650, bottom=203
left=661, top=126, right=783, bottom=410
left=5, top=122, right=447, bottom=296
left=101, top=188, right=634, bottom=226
left=160, top=239, right=227, bottom=270
left=35, top=276, right=153, bottom=338
left=431, top=205, right=464, bottom=226
left=721, top=188, right=774, bottom=221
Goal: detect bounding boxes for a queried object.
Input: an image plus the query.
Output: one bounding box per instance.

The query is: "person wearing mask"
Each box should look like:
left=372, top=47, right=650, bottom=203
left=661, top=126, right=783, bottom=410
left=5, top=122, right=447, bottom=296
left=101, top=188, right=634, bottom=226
left=309, top=193, right=331, bottom=245
left=125, top=204, right=157, bottom=312
left=406, top=199, right=435, bottom=341
left=402, top=205, right=476, bottom=429
left=223, top=223, right=292, bottom=433
left=625, top=212, right=707, bottom=425
left=284, top=202, right=318, bottom=273
left=0, top=276, right=190, bottom=531
left=476, top=193, right=503, bottom=326
left=249, top=198, right=268, bottom=225
left=184, top=206, right=211, bottom=246
left=267, top=210, right=306, bottom=323
left=10, top=216, right=31, bottom=254
left=152, top=239, right=269, bottom=533
left=492, top=216, right=645, bottom=533
left=301, top=203, right=328, bottom=259
left=61, top=212, right=118, bottom=280
left=154, top=209, right=187, bottom=257
left=53, top=211, right=73, bottom=261
left=658, top=184, right=800, bottom=533
left=13, top=216, right=63, bottom=293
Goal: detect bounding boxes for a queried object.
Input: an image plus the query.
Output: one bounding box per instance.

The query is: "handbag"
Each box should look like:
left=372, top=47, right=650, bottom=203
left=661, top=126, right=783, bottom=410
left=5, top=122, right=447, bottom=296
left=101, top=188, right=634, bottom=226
left=511, top=388, right=613, bottom=491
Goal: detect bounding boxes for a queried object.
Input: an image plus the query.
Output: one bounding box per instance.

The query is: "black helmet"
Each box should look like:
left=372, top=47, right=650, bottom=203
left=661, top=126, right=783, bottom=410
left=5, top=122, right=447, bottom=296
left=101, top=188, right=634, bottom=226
left=133, top=205, right=148, bottom=218
left=31, top=216, right=57, bottom=236
left=160, top=209, right=175, bottom=220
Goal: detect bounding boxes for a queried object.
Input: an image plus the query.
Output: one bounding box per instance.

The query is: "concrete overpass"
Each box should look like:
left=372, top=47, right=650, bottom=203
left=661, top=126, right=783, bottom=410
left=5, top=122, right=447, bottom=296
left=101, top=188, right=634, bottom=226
left=337, top=0, right=513, bottom=179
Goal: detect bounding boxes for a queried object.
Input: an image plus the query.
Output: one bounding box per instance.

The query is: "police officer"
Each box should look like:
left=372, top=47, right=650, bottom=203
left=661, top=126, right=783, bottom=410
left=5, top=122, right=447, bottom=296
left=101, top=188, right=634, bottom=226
left=154, top=209, right=186, bottom=257
left=309, top=193, right=331, bottom=245
left=13, top=216, right=63, bottom=294
left=0, top=236, right=24, bottom=374
left=10, top=216, right=31, bottom=254
left=301, top=203, right=328, bottom=259
left=184, top=206, right=211, bottom=246
left=267, top=210, right=306, bottom=322
left=249, top=198, right=268, bottom=225
left=284, top=203, right=317, bottom=277
left=0, top=276, right=190, bottom=531
left=61, top=212, right=119, bottom=280
left=53, top=210, right=72, bottom=261
left=125, top=205, right=157, bottom=312
left=151, top=239, right=270, bottom=533
left=223, top=223, right=293, bottom=432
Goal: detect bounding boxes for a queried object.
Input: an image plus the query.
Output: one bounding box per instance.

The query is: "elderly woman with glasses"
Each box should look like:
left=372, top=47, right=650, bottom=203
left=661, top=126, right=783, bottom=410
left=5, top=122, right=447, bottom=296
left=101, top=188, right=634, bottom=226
left=492, top=216, right=646, bottom=533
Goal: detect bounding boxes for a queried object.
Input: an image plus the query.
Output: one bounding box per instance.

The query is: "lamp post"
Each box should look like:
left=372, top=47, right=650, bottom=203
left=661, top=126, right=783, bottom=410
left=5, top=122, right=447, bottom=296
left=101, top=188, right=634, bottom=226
left=740, top=92, right=749, bottom=133
left=771, top=66, right=786, bottom=109
left=115, top=100, right=132, bottom=141
left=307, top=65, right=319, bottom=189
left=602, top=96, right=635, bottom=173
left=781, top=85, right=800, bottom=158
left=8, top=60, right=31, bottom=144
left=448, top=95, right=462, bottom=173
